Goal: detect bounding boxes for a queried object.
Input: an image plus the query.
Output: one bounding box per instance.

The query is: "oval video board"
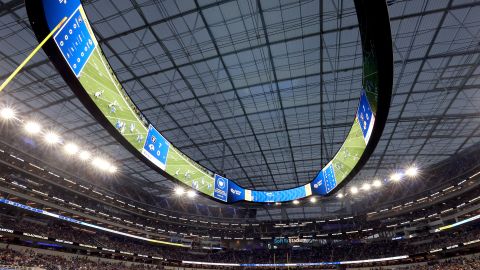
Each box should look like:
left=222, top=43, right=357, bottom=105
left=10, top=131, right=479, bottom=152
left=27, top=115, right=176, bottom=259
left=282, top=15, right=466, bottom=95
left=26, top=0, right=392, bottom=203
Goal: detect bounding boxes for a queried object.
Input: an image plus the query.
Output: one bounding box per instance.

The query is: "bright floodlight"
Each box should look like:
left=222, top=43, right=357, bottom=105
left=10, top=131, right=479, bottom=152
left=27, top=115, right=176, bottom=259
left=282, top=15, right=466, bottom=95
left=310, top=197, right=317, bottom=203
left=79, top=151, right=91, bottom=161
left=405, top=166, right=418, bottom=177
left=372, top=180, right=382, bottom=188
left=24, top=121, right=41, bottom=134
left=92, top=157, right=110, bottom=170
left=0, top=107, right=15, bottom=119
left=187, top=190, right=196, bottom=198
left=44, top=131, right=60, bottom=144
left=64, top=143, right=79, bottom=155
left=390, top=172, right=402, bottom=182
left=275, top=202, right=282, bottom=206
left=108, top=166, right=118, bottom=174
left=337, top=193, right=344, bottom=199
left=362, top=183, right=371, bottom=191
left=175, top=187, right=185, bottom=196
left=293, top=200, right=300, bottom=205
left=350, top=186, right=359, bottom=194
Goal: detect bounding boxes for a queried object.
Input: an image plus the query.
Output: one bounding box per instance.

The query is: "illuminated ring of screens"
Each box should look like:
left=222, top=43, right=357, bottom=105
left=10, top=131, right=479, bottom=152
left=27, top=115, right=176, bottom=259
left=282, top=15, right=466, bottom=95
left=26, top=0, right=392, bottom=203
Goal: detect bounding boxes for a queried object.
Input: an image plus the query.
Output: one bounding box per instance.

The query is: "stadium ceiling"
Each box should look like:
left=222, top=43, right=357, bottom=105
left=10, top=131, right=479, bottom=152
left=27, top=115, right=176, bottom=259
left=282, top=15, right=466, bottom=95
left=1, top=0, right=480, bottom=220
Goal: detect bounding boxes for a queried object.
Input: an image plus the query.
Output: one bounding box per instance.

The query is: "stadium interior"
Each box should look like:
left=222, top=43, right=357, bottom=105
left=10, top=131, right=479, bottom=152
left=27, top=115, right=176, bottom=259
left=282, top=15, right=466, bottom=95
left=0, top=0, right=480, bottom=269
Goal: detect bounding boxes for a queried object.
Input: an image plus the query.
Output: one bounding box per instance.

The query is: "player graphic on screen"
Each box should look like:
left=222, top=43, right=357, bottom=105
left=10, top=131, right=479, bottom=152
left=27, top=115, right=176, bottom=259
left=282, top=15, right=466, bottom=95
left=115, top=120, right=124, bottom=130
left=108, top=100, right=119, bottom=113
left=94, top=89, right=104, bottom=98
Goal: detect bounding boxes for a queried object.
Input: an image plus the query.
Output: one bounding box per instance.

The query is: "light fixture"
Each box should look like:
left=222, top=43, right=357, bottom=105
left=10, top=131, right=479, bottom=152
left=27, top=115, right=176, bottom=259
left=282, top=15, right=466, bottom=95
left=92, top=157, right=110, bottom=170
left=24, top=121, right=41, bottom=134
left=64, top=143, right=79, bottom=155
left=275, top=202, right=282, bottom=206
left=175, top=187, right=185, bottom=196
left=362, top=183, right=371, bottom=191
left=44, top=131, right=60, bottom=144
left=0, top=107, right=15, bottom=119
left=350, top=186, right=358, bottom=194
left=293, top=200, right=300, bottom=205
left=2, top=103, right=120, bottom=176
left=187, top=190, right=196, bottom=198
left=79, top=150, right=91, bottom=161
left=390, top=172, right=402, bottom=182
left=310, top=197, right=317, bottom=203
left=108, top=165, right=118, bottom=174
left=405, top=166, right=418, bottom=177
left=337, top=193, right=344, bottom=199
left=372, top=180, right=382, bottom=188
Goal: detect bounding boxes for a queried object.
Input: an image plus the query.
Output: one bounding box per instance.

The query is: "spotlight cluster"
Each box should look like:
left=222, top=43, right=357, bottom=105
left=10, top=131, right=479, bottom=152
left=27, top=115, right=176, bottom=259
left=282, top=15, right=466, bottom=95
left=174, top=186, right=197, bottom=198
left=343, top=166, right=419, bottom=199
left=0, top=106, right=118, bottom=174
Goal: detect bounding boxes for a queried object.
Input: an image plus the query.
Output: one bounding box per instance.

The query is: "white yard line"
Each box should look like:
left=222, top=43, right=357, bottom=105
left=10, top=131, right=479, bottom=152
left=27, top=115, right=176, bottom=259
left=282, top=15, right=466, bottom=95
left=169, top=147, right=212, bottom=180
left=93, top=48, right=148, bottom=133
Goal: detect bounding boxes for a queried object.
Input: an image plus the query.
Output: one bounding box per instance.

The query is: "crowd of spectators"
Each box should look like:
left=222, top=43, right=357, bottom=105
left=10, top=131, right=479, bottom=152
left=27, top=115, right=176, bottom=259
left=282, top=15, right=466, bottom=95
left=0, top=247, right=162, bottom=269
left=1, top=210, right=480, bottom=265
left=2, top=245, right=480, bottom=270
left=405, top=256, right=480, bottom=270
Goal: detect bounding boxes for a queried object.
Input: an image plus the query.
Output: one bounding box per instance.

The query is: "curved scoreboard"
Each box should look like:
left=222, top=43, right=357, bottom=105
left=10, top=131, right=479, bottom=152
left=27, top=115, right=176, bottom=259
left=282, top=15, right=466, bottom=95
left=26, top=0, right=392, bottom=203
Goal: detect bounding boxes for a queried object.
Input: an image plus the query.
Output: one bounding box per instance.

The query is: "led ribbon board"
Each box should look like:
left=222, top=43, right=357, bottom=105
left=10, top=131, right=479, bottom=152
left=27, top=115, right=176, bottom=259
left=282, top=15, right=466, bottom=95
left=26, top=0, right=392, bottom=203
left=182, top=255, right=409, bottom=267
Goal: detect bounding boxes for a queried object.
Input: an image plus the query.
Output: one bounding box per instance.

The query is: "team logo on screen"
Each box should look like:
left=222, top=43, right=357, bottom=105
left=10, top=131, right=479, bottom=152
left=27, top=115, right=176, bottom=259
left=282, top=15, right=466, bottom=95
left=213, top=175, right=229, bottom=202
left=217, top=178, right=225, bottom=188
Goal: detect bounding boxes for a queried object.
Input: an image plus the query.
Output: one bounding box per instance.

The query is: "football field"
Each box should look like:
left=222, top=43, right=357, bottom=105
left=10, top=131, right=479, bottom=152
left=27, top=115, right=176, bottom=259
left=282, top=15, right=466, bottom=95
left=330, top=118, right=367, bottom=184
left=165, top=147, right=215, bottom=196
left=79, top=48, right=148, bottom=151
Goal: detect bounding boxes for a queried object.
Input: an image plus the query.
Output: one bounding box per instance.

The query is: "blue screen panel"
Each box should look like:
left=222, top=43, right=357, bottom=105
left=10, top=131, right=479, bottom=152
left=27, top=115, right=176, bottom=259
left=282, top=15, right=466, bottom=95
left=213, top=175, right=229, bottom=202
left=357, top=90, right=375, bottom=143
left=228, top=180, right=246, bottom=202
left=42, top=0, right=81, bottom=30
left=323, top=162, right=337, bottom=193
left=311, top=170, right=326, bottom=195
left=250, top=186, right=308, bottom=203
left=141, top=125, right=170, bottom=170
left=311, top=162, right=337, bottom=195
left=53, top=6, right=95, bottom=77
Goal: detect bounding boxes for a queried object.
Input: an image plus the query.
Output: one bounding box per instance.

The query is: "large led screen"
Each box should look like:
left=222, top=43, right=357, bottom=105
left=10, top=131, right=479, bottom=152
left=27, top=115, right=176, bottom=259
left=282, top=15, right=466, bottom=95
left=26, top=0, right=392, bottom=203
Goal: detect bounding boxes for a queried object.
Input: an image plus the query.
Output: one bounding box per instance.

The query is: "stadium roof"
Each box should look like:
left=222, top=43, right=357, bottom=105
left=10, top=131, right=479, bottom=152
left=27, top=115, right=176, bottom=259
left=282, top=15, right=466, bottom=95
left=1, top=0, right=480, bottom=220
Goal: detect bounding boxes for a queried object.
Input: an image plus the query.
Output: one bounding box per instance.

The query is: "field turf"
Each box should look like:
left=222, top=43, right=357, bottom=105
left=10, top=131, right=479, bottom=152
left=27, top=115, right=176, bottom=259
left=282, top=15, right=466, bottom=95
left=79, top=48, right=148, bottom=150
left=165, top=147, right=215, bottom=196
left=330, top=118, right=367, bottom=184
